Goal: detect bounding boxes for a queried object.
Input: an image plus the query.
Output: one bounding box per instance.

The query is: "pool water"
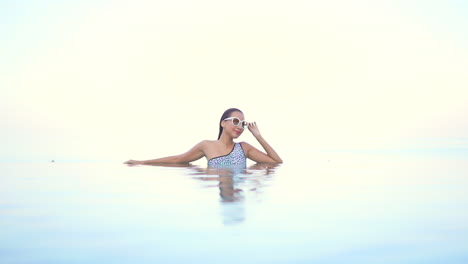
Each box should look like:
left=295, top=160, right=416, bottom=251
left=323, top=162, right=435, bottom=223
left=1, top=150, right=468, bottom=263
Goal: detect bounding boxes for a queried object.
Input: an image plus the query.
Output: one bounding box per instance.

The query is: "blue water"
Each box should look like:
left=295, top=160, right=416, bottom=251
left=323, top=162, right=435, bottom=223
left=1, top=149, right=468, bottom=263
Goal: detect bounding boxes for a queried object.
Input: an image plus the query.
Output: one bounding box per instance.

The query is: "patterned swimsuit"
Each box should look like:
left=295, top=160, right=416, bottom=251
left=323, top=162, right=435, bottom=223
left=208, top=143, right=247, bottom=168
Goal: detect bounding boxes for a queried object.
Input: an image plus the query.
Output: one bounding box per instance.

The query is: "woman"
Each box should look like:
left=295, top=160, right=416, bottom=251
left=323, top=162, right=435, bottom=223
left=124, top=108, right=282, bottom=167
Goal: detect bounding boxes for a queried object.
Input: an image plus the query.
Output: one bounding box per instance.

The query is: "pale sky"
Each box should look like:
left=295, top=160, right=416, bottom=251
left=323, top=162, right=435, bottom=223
left=2, top=0, right=468, bottom=162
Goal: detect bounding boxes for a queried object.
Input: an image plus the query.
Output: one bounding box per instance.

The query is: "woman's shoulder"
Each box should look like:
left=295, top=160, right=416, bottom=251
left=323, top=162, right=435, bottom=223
left=197, top=140, right=219, bottom=149
left=239, top=141, right=252, bottom=149
left=201, top=140, right=217, bottom=145
left=200, top=140, right=251, bottom=149
left=200, top=140, right=249, bottom=149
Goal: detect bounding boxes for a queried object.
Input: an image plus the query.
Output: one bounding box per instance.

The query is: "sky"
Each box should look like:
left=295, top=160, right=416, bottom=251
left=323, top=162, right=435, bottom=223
left=2, top=0, right=468, bottom=162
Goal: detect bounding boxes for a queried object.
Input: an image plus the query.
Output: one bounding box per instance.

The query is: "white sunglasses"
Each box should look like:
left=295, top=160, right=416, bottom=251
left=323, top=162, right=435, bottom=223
left=224, top=117, right=248, bottom=128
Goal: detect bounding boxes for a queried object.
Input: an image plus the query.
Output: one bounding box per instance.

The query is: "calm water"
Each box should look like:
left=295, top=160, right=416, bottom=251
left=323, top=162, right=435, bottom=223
left=1, top=149, right=468, bottom=264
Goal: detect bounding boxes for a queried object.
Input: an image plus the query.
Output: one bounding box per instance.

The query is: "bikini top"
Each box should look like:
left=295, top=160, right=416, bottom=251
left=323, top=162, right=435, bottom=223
left=208, top=143, right=247, bottom=168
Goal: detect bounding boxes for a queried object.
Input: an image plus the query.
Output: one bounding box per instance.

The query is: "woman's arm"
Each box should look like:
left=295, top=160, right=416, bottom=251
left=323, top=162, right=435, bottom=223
left=243, top=122, right=283, bottom=164
left=124, top=141, right=206, bottom=165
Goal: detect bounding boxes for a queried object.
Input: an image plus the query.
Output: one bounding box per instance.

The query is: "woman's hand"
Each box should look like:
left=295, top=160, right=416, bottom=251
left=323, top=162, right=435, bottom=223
left=124, top=160, right=143, bottom=165
left=247, top=122, right=262, bottom=138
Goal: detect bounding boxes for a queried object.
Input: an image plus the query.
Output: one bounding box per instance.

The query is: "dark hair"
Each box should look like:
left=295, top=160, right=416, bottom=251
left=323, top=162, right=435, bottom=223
left=218, top=108, right=243, bottom=140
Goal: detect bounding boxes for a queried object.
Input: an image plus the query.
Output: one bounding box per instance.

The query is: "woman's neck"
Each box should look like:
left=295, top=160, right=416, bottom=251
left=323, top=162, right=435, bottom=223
left=218, top=134, right=234, bottom=146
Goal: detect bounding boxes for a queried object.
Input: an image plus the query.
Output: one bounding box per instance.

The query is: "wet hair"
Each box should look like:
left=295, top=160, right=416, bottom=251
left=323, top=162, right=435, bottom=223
left=218, top=108, right=243, bottom=140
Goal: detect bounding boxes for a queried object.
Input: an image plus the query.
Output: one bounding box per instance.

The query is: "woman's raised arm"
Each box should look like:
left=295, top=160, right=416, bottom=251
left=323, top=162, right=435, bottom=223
left=124, top=141, right=206, bottom=165
left=243, top=122, right=283, bottom=164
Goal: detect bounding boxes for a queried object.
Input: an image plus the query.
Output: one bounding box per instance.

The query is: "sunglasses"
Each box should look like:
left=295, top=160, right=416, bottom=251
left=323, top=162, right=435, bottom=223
left=224, top=117, right=248, bottom=128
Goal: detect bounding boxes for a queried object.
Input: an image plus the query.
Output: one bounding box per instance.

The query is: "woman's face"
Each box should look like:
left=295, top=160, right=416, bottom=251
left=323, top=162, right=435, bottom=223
left=223, top=111, right=245, bottom=139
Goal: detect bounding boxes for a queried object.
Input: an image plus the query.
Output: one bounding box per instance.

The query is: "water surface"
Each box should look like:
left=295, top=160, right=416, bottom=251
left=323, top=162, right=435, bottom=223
left=1, top=150, right=468, bottom=263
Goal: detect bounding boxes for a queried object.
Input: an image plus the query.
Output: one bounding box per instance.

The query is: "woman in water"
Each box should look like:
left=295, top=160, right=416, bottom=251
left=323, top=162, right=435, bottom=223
left=124, top=108, right=282, bottom=167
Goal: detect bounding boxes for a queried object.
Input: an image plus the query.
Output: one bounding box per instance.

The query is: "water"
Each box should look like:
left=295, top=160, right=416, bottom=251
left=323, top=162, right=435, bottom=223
left=1, top=149, right=468, bottom=263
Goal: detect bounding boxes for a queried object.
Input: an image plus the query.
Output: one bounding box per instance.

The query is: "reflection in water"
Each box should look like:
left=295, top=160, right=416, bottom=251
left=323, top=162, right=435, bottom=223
left=143, top=163, right=279, bottom=225
left=190, top=164, right=279, bottom=225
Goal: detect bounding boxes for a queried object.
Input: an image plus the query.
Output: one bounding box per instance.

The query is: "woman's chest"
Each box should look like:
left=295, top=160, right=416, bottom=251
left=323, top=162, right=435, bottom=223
left=204, top=143, right=237, bottom=160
